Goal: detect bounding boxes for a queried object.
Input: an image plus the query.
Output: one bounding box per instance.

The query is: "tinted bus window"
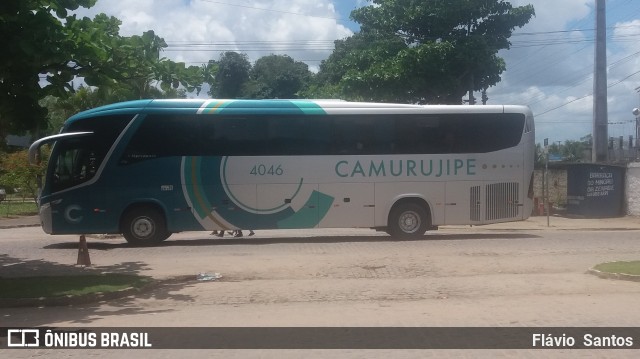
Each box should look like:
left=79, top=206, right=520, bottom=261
left=267, top=116, right=331, bottom=155
left=121, top=115, right=201, bottom=164
left=393, top=113, right=524, bottom=154
left=51, top=115, right=132, bottom=192
left=66, top=115, right=133, bottom=156
left=121, top=112, right=525, bottom=160
left=202, top=116, right=267, bottom=156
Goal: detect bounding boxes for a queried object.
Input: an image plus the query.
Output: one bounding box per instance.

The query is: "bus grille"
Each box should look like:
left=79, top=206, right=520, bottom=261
left=485, top=182, right=520, bottom=221
left=470, top=185, right=481, bottom=221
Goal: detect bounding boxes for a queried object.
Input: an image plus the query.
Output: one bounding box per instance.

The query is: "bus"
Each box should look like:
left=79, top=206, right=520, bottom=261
left=29, top=99, right=535, bottom=245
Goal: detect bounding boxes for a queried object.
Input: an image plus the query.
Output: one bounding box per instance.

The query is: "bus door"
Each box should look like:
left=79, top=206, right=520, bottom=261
left=43, top=135, right=105, bottom=234
left=29, top=132, right=98, bottom=233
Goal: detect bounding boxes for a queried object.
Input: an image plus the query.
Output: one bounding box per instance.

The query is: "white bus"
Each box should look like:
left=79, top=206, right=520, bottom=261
left=29, top=99, right=535, bottom=245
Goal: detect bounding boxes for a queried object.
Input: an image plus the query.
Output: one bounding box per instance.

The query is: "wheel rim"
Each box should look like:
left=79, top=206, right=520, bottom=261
left=398, top=210, right=421, bottom=233
left=132, top=216, right=154, bottom=239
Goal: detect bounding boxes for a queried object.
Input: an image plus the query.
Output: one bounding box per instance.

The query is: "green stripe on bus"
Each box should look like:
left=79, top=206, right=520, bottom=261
left=277, top=190, right=333, bottom=228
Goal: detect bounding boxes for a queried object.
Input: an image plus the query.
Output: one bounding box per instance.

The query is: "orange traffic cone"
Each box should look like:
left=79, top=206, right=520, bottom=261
left=76, top=235, right=91, bottom=266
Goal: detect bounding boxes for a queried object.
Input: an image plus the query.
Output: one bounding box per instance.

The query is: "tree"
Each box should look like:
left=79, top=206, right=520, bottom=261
left=96, top=28, right=204, bottom=99
left=0, top=149, right=49, bottom=201
left=318, top=0, right=535, bottom=104
left=0, top=0, right=98, bottom=139
left=67, top=16, right=205, bottom=101
left=39, top=87, right=109, bottom=134
left=246, top=55, right=312, bottom=99
left=537, top=135, right=591, bottom=167
left=316, top=32, right=407, bottom=101
left=208, top=52, right=251, bottom=98
left=0, top=4, right=205, bottom=140
left=549, top=138, right=590, bottom=163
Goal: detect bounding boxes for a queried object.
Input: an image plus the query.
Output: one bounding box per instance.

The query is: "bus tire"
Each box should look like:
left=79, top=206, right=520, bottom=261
left=121, top=206, right=169, bottom=246
left=387, top=201, right=429, bottom=238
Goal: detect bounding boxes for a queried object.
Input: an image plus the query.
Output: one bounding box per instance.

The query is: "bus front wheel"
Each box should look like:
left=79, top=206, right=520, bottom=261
left=387, top=202, right=429, bottom=238
left=121, top=206, right=169, bottom=245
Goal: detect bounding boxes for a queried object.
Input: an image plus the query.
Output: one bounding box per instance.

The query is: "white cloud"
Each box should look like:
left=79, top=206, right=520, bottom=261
left=489, top=0, right=640, bottom=144
left=72, top=0, right=640, bottom=144
left=509, top=0, right=593, bottom=32
left=74, top=0, right=353, bottom=69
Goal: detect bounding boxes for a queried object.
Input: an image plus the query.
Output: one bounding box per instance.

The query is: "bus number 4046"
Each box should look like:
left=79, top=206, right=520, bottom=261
left=250, top=164, right=284, bottom=176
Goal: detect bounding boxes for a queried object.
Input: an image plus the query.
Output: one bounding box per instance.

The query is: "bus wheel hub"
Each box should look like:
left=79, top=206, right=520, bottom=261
left=133, top=217, right=154, bottom=238
left=399, top=212, right=420, bottom=232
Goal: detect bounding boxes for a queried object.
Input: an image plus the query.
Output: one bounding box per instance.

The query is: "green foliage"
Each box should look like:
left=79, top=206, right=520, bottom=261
left=0, top=0, right=535, bottom=143
left=0, top=149, right=49, bottom=201
left=318, top=0, right=535, bottom=104
left=594, top=261, right=640, bottom=276
left=536, top=136, right=591, bottom=167
left=246, top=55, right=312, bottom=99
left=0, top=0, right=97, bottom=138
left=205, top=53, right=314, bottom=99
left=74, top=24, right=204, bottom=100
left=0, top=2, right=205, bottom=139
left=298, top=82, right=344, bottom=100
left=0, top=274, right=153, bottom=299
left=548, top=138, right=590, bottom=162
left=208, top=52, right=251, bottom=98
left=100, top=29, right=204, bottom=99
left=0, top=200, right=39, bottom=217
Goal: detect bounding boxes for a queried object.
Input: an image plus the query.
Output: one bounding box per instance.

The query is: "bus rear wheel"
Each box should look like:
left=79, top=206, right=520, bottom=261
left=121, top=206, right=169, bottom=245
left=387, top=202, right=429, bottom=238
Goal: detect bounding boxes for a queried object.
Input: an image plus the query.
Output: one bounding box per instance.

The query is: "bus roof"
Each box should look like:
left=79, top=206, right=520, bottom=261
left=66, top=99, right=530, bottom=124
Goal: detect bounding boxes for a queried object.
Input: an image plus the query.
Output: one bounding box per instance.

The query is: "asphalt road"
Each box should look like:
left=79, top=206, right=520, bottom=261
left=2, top=226, right=640, bottom=357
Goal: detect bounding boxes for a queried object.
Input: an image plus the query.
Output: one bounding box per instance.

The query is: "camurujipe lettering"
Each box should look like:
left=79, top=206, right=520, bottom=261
left=335, top=159, right=477, bottom=178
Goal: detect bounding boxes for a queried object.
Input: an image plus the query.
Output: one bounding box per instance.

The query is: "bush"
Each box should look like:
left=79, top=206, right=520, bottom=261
left=0, top=149, right=49, bottom=202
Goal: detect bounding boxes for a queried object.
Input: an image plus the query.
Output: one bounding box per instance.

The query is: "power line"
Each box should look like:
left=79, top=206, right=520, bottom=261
left=534, top=68, right=640, bottom=118
left=197, top=0, right=343, bottom=21
left=524, top=49, right=640, bottom=107
left=161, top=32, right=640, bottom=57
left=165, top=40, right=336, bottom=52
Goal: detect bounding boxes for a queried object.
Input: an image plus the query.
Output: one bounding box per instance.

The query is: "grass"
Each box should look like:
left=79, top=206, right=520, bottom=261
left=0, top=200, right=38, bottom=217
left=593, top=261, right=640, bottom=276
left=0, top=274, right=153, bottom=299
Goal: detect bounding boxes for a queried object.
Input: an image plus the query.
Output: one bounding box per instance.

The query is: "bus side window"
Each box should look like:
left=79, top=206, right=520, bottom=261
left=394, top=118, right=421, bottom=154
left=121, top=115, right=200, bottom=163
left=200, top=118, right=220, bottom=156
left=211, top=117, right=266, bottom=156
left=331, top=116, right=373, bottom=155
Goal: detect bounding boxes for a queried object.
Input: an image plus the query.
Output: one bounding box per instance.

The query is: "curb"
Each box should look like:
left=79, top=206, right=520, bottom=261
left=0, top=223, right=40, bottom=229
left=0, top=216, right=40, bottom=230
left=0, top=275, right=195, bottom=308
left=5, top=223, right=640, bottom=232
left=587, top=268, right=640, bottom=283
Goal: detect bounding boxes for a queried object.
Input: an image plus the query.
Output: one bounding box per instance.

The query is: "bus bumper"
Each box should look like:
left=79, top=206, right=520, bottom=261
left=39, top=202, right=53, bottom=234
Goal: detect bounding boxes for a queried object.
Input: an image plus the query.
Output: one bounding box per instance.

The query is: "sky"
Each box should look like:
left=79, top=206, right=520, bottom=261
left=73, top=0, right=640, bottom=145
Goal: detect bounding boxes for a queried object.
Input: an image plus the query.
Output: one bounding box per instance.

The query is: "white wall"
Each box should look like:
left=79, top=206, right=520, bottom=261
left=626, top=163, right=640, bottom=215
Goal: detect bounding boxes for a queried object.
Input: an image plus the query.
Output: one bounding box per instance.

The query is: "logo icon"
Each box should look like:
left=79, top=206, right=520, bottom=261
left=7, top=329, right=40, bottom=347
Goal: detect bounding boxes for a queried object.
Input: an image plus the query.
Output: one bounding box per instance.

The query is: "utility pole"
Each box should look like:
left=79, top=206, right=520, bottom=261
left=468, top=73, right=476, bottom=105
left=592, top=0, right=608, bottom=163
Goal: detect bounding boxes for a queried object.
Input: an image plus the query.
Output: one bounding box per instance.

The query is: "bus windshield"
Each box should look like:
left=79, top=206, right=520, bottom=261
left=47, top=115, right=133, bottom=193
